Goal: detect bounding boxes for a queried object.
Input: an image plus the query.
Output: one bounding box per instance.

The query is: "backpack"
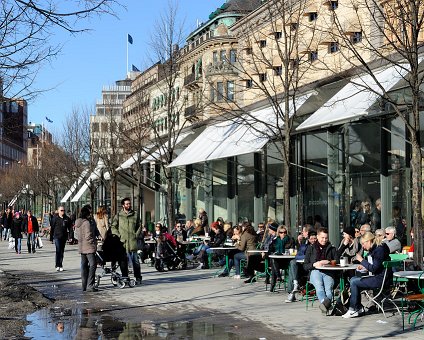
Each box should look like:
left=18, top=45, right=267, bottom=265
left=331, top=287, right=350, bottom=316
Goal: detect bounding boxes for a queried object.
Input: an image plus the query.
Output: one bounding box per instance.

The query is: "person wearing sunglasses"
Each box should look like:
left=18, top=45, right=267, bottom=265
left=50, top=206, right=72, bottom=272
left=382, top=226, right=401, bottom=253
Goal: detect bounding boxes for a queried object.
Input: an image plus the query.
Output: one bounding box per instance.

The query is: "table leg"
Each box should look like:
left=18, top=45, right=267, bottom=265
left=225, top=252, right=230, bottom=274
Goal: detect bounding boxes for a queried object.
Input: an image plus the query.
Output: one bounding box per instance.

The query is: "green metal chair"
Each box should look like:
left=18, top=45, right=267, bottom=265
left=402, top=271, right=424, bottom=330
left=390, top=253, right=409, bottom=295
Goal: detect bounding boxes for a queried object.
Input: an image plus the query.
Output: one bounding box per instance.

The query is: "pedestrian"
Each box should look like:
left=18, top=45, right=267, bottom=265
left=50, top=206, right=72, bottom=271
left=74, top=206, right=98, bottom=292
left=198, top=208, right=209, bottom=233
left=12, top=211, right=24, bottom=254
left=111, top=197, right=143, bottom=285
left=94, top=206, right=109, bottom=241
left=22, top=210, right=39, bottom=253
left=2, top=207, right=13, bottom=241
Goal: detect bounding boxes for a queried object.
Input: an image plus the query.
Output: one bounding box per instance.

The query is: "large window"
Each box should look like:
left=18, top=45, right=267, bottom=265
left=227, top=81, right=234, bottom=101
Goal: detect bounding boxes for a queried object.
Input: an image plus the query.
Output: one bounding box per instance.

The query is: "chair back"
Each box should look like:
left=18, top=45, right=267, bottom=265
left=419, top=271, right=424, bottom=294
left=383, top=260, right=403, bottom=269
left=389, top=253, right=408, bottom=261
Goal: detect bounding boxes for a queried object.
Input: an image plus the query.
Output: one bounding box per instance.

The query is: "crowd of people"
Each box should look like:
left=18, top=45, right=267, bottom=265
left=1, top=198, right=421, bottom=319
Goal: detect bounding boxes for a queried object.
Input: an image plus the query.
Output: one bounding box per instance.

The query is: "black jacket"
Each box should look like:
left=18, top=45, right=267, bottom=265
left=50, top=214, right=72, bottom=241
left=303, top=242, right=340, bottom=272
left=360, top=242, right=391, bottom=286
left=11, top=217, right=23, bottom=239
left=22, top=215, right=39, bottom=233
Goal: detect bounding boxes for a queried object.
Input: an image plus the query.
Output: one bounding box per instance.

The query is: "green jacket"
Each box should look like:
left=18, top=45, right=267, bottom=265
left=111, top=209, right=142, bottom=252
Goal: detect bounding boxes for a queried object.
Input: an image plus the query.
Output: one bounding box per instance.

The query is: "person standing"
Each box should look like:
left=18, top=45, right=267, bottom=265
left=198, top=208, right=208, bottom=233
left=74, top=206, right=98, bottom=292
left=94, top=206, right=109, bottom=241
left=50, top=206, right=72, bottom=271
left=2, top=207, right=13, bottom=240
left=111, top=197, right=143, bottom=285
left=12, top=212, right=23, bottom=254
left=22, top=210, right=39, bottom=253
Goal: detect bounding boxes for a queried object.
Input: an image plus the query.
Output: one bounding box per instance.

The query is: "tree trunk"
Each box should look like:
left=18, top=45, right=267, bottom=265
left=410, top=138, right=423, bottom=269
left=166, top=169, right=175, bottom=231
left=110, top=178, right=117, bottom=217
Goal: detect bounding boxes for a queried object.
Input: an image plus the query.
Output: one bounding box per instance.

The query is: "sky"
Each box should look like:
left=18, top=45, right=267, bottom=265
left=28, top=0, right=224, bottom=136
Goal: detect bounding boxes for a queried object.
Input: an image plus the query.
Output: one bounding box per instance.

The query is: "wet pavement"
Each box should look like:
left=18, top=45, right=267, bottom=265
left=1, top=240, right=423, bottom=339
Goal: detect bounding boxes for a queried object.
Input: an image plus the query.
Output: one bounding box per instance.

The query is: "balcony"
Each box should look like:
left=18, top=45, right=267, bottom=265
left=206, top=61, right=238, bottom=77
left=184, top=105, right=200, bottom=121
left=183, top=73, right=201, bottom=90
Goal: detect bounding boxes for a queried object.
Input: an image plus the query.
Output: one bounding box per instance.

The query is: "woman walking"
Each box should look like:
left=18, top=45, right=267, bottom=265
left=12, top=212, right=23, bottom=254
left=74, top=206, right=98, bottom=292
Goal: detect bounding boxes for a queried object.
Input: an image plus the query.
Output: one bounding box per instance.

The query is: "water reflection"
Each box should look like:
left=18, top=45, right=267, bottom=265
left=26, top=307, right=262, bottom=339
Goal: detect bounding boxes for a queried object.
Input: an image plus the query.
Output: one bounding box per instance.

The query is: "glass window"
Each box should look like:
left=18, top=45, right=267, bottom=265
left=92, top=122, right=99, bottom=132
left=220, top=50, right=227, bottom=62
left=227, top=81, right=234, bottom=101
left=217, top=82, right=224, bottom=101
left=351, top=32, right=362, bottom=44
left=329, top=42, right=339, bottom=53
left=210, top=86, right=215, bottom=102
left=259, top=40, right=267, bottom=48
left=309, top=51, right=318, bottom=62
left=246, top=79, right=253, bottom=88
left=259, top=73, right=267, bottom=82
left=309, top=12, right=318, bottom=21
left=229, top=49, right=237, bottom=63
left=213, top=51, right=218, bottom=64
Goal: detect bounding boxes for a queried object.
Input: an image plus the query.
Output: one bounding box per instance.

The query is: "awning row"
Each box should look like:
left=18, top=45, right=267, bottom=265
left=63, top=63, right=408, bottom=203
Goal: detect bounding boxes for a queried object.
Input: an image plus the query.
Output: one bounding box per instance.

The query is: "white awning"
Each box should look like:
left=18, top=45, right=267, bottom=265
left=70, top=162, right=104, bottom=203
left=296, top=65, right=409, bottom=131
left=8, top=194, right=19, bottom=207
left=117, top=132, right=193, bottom=171
left=168, top=94, right=311, bottom=168
left=60, top=170, right=89, bottom=203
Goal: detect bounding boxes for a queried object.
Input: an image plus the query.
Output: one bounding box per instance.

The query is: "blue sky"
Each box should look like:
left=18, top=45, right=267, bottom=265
left=29, top=0, right=223, bottom=135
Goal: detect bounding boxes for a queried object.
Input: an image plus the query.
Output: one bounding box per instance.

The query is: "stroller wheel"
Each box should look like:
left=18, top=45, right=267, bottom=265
left=117, top=280, right=126, bottom=289
left=111, top=275, right=118, bottom=286
left=128, top=279, right=136, bottom=288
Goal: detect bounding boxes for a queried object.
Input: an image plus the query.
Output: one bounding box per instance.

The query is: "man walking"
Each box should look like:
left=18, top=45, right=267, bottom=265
left=111, top=197, right=143, bottom=285
left=50, top=206, right=72, bottom=271
left=22, top=210, right=39, bottom=253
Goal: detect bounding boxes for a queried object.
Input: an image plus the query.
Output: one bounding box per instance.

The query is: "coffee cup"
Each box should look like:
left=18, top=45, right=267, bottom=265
left=340, top=258, right=347, bottom=267
left=408, top=252, right=414, bottom=259
left=289, top=248, right=294, bottom=255
left=330, top=260, right=337, bottom=267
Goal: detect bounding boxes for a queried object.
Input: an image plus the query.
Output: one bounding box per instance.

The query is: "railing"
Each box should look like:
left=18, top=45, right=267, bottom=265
left=184, top=73, right=196, bottom=86
left=184, top=105, right=197, bottom=118
left=205, top=61, right=237, bottom=76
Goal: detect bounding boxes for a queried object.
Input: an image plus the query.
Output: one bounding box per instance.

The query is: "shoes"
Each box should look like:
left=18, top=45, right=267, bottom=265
left=319, top=298, right=332, bottom=314
left=342, top=307, right=365, bottom=319
left=269, top=283, right=276, bottom=292
left=285, top=293, right=296, bottom=303
left=218, top=272, right=229, bottom=277
left=244, top=277, right=256, bottom=284
left=136, top=278, right=142, bottom=285
left=56, top=267, right=60, bottom=271
left=186, top=254, right=194, bottom=261
left=88, top=287, right=98, bottom=292
left=233, top=275, right=241, bottom=279
left=196, top=263, right=203, bottom=269
left=59, top=267, right=64, bottom=272
left=292, top=283, right=300, bottom=292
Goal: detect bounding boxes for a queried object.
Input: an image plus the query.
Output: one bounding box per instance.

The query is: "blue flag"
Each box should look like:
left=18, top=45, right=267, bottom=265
left=128, top=34, right=133, bottom=44
left=45, top=116, right=53, bottom=123
left=132, top=64, right=140, bottom=72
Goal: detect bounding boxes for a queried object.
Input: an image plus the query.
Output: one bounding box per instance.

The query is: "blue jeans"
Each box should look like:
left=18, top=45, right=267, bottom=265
left=349, top=275, right=382, bottom=310
left=234, top=252, right=247, bottom=275
left=127, top=251, right=141, bottom=280
left=15, top=238, right=22, bottom=253
left=310, top=270, right=335, bottom=303
left=54, top=238, right=67, bottom=268
left=27, top=232, right=36, bottom=253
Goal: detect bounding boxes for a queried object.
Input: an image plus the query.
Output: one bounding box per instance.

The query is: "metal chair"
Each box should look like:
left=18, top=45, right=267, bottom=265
left=402, top=271, right=424, bottom=330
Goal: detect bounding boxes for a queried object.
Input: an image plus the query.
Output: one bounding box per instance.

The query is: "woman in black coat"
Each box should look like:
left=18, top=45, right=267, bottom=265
left=11, top=212, right=24, bottom=254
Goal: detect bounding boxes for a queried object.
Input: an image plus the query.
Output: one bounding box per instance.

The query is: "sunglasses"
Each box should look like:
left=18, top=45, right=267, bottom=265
left=385, top=233, right=391, bottom=235
left=279, top=231, right=287, bottom=234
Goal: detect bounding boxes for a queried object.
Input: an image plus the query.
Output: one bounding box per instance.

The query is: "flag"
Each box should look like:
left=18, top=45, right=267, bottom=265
left=127, top=34, right=133, bottom=45
left=45, top=116, right=53, bottom=123
left=132, top=64, right=140, bottom=72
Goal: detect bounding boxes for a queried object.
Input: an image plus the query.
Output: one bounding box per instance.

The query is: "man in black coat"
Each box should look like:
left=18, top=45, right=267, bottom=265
left=50, top=206, right=72, bottom=271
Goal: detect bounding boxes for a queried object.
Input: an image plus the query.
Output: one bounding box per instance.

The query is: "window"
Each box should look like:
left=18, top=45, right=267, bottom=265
left=92, top=123, right=99, bottom=132
left=290, top=58, right=300, bottom=69
left=229, top=49, right=237, bottom=63
left=246, top=79, right=253, bottom=88
left=227, top=81, right=234, bottom=101
left=259, top=73, right=267, bottom=82
left=329, top=42, right=339, bottom=53
left=351, top=32, right=362, bottom=44
left=309, top=12, right=318, bottom=21
left=217, top=82, right=224, bottom=101
left=273, top=66, right=283, bottom=76
left=291, top=23, right=298, bottom=31
left=101, top=122, right=108, bottom=132
left=330, top=1, right=338, bottom=10
left=309, top=51, right=318, bottom=62
left=245, top=47, right=253, bottom=55
left=210, top=86, right=215, bottom=102
left=213, top=51, right=218, bottom=64
left=220, top=50, right=227, bottom=62
left=259, top=40, right=267, bottom=48
left=274, top=32, right=282, bottom=40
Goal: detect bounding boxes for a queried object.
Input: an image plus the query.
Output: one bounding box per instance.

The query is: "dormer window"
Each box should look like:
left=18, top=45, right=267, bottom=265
left=309, top=51, right=318, bottom=62
left=351, top=32, right=362, bottom=44
left=330, top=1, right=338, bottom=10
left=274, top=32, right=282, bottom=40
left=259, top=40, right=267, bottom=48
left=309, top=12, right=318, bottom=22
left=329, top=42, right=339, bottom=53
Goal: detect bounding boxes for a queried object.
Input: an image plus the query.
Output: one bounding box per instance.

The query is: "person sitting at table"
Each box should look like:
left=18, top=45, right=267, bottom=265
left=383, top=226, right=402, bottom=253
left=199, top=222, right=226, bottom=268
left=338, top=227, right=361, bottom=264
left=269, top=225, right=292, bottom=291
left=256, top=222, right=265, bottom=243
left=191, top=218, right=205, bottom=236
left=243, top=222, right=278, bottom=284
left=185, top=219, right=194, bottom=238
left=342, top=231, right=391, bottom=318
left=374, top=229, right=385, bottom=245
left=218, top=224, right=256, bottom=278
left=303, top=227, right=339, bottom=314
left=285, top=231, right=317, bottom=302
left=172, top=222, right=186, bottom=242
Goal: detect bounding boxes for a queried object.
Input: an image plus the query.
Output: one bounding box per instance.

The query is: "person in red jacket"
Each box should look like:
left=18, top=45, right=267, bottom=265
left=22, top=210, right=39, bottom=253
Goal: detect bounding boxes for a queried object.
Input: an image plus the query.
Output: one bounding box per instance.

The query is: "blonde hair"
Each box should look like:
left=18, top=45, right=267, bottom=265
left=194, top=218, right=202, bottom=227
left=361, top=231, right=376, bottom=246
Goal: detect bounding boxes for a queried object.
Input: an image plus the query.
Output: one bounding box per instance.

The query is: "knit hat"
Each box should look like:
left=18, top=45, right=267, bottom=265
left=268, top=222, right=278, bottom=232
left=343, top=226, right=356, bottom=239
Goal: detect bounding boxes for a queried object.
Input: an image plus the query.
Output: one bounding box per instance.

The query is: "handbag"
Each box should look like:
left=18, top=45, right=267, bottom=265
left=37, top=236, right=44, bottom=248
left=8, top=237, right=15, bottom=249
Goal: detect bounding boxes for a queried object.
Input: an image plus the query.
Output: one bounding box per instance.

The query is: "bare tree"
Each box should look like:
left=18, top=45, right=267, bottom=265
left=0, top=0, right=119, bottom=100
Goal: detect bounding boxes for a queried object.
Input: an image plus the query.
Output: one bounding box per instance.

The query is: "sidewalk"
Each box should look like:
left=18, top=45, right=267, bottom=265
left=0, top=239, right=421, bottom=339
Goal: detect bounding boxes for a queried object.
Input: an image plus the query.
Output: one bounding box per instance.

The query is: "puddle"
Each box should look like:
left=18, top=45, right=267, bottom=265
left=25, top=307, right=272, bottom=339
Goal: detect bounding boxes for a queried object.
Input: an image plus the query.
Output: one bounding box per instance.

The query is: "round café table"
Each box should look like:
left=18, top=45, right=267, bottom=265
left=247, top=249, right=270, bottom=278
left=318, top=264, right=358, bottom=291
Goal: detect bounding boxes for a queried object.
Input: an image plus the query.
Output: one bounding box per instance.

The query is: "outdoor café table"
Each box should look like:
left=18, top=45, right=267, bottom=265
left=319, top=264, right=358, bottom=291
left=393, top=271, right=424, bottom=330
left=144, top=240, right=156, bottom=244
left=210, top=247, right=236, bottom=276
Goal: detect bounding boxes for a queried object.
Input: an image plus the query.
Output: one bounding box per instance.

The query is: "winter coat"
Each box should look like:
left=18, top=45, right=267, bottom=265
left=94, top=215, right=109, bottom=240
left=269, top=235, right=291, bottom=254
left=236, top=232, right=257, bottom=253
left=11, top=217, right=23, bottom=239
left=303, top=241, right=340, bottom=273
left=75, top=218, right=97, bottom=254
left=50, top=214, right=72, bottom=241
left=111, top=209, right=142, bottom=252
left=359, top=243, right=391, bottom=287
left=22, top=215, right=39, bottom=233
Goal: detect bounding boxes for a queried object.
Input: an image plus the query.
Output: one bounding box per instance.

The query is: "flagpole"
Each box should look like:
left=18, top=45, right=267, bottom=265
left=126, top=34, right=129, bottom=76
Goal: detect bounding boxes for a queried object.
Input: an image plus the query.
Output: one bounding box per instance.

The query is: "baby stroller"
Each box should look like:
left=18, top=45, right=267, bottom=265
left=154, top=236, right=187, bottom=272
left=95, top=234, right=136, bottom=289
